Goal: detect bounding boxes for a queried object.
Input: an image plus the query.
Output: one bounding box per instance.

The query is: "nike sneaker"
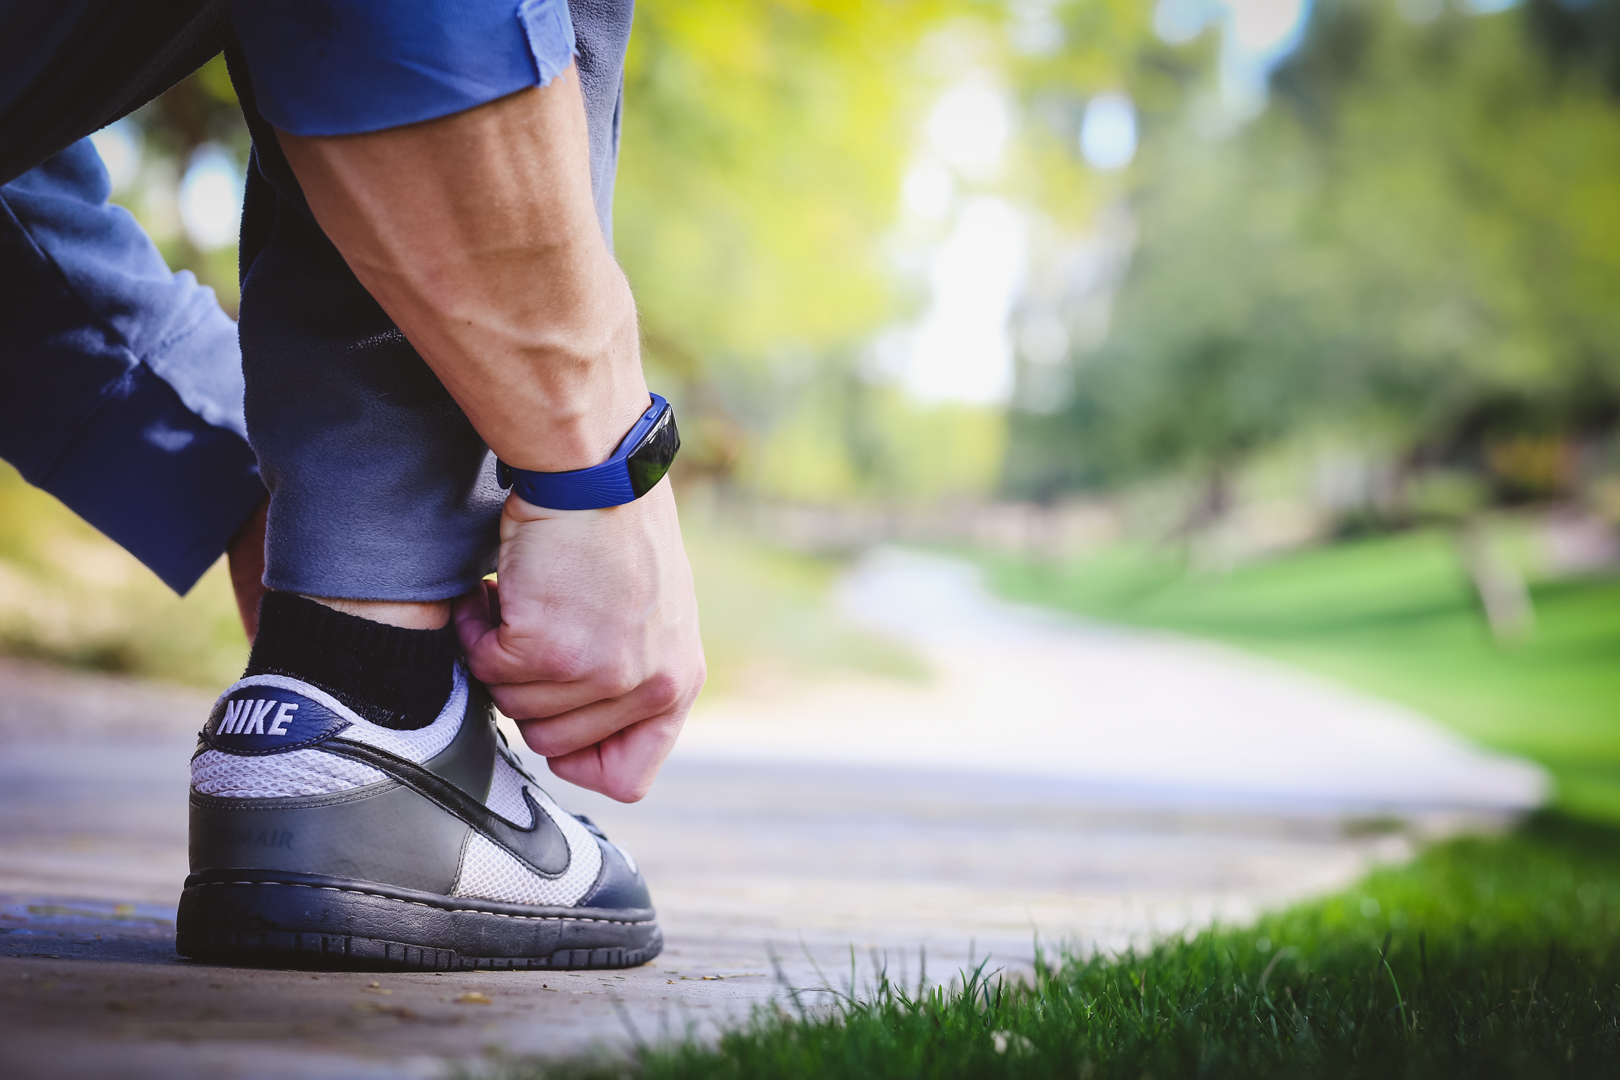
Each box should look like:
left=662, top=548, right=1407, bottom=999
left=176, top=663, right=660, bottom=970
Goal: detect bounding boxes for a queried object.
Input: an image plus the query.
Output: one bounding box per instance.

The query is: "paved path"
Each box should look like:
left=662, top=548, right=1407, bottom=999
left=0, top=551, right=1545, bottom=1079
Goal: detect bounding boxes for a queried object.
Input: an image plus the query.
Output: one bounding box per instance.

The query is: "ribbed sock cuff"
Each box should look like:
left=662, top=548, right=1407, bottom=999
left=245, top=591, right=457, bottom=730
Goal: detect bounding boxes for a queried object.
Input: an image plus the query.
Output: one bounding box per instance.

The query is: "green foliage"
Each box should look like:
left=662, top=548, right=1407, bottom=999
left=119, top=54, right=249, bottom=313
left=613, top=0, right=1161, bottom=498
left=1009, top=0, right=1620, bottom=497
left=488, top=814, right=1620, bottom=1079
left=970, top=528, right=1620, bottom=820
left=742, top=378, right=1008, bottom=502
left=619, top=2, right=931, bottom=369
left=615, top=0, right=958, bottom=482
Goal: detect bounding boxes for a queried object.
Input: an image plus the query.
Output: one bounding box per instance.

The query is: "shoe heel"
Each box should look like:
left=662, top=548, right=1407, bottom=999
left=176, top=878, right=461, bottom=971
left=177, top=874, right=661, bottom=971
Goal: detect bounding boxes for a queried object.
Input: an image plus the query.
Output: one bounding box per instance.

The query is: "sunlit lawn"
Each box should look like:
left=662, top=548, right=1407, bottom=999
left=970, top=529, right=1620, bottom=822
left=484, top=529, right=1620, bottom=1079
left=490, top=812, right=1620, bottom=1080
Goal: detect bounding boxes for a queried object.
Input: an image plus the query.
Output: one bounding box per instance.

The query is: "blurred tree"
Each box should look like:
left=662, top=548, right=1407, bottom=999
left=616, top=0, right=958, bottom=481
left=1528, top=0, right=1620, bottom=96
left=1006, top=0, right=1620, bottom=512
left=616, top=0, right=1166, bottom=500
left=113, top=55, right=248, bottom=312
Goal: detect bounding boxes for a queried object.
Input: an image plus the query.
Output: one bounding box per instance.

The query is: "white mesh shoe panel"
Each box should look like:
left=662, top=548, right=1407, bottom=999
left=192, top=748, right=385, bottom=797
left=453, top=776, right=603, bottom=906
left=194, top=665, right=467, bottom=798
left=332, top=664, right=468, bottom=762
left=452, top=830, right=602, bottom=907
left=485, top=755, right=535, bottom=827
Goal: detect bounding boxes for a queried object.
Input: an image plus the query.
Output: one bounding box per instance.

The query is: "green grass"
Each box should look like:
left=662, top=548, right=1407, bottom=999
left=471, top=527, right=1620, bottom=1079
left=491, top=813, right=1620, bottom=1079
left=967, top=529, right=1620, bottom=821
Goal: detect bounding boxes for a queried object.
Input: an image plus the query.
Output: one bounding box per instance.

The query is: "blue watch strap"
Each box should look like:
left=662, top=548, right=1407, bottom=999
left=496, top=394, right=679, bottom=510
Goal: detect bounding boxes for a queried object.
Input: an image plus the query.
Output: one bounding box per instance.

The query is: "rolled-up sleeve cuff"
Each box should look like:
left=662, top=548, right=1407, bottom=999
left=229, top=0, right=579, bottom=137
left=1, top=140, right=265, bottom=595
left=34, top=362, right=266, bottom=595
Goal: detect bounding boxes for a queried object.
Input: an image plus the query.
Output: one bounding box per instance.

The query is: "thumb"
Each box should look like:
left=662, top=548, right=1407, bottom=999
left=454, top=580, right=509, bottom=681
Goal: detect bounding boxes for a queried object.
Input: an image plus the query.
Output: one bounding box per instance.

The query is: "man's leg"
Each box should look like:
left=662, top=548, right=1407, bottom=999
left=225, top=0, right=632, bottom=614
left=240, top=2, right=698, bottom=803
left=177, top=0, right=668, bottom=972
left=211, top=0, right=635, bottom=726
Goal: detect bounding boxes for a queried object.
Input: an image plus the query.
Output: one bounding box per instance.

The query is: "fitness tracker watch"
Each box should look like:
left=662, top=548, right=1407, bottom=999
left=495, top=393, right=680, bottom=511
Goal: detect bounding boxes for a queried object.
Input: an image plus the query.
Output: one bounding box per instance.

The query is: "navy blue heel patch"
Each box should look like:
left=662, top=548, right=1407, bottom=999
left=203, top=686, right=351, bottom=754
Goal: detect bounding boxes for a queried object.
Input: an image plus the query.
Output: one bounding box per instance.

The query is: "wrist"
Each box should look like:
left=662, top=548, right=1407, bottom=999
left=496, top=383, right=649, bottom=473
left=502, top=472, right=674, bottom=525
left=491, top=282, right=647, bottom=473
left=498, top=391, right=678, bottom=512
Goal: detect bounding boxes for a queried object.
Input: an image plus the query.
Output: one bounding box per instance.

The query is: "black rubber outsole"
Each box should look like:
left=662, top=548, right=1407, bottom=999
left=177, top=877, right=662, bottom=972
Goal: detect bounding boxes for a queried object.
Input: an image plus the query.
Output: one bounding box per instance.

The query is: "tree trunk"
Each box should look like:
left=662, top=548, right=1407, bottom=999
left=1456, top=518, right=1535, bottom=647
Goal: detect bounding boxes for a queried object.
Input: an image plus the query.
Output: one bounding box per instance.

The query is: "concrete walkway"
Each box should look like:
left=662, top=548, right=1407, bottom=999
left=0, top=551, right=1545, bottom=1079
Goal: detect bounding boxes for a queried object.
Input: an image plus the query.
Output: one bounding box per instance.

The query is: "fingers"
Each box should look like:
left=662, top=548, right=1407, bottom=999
left=510, top=668, right=690, bottom=757
left=459, top=485, right=702, bottom=801
left=543, top=711, right=687, bottom=802
left=456, top=580, right=548, bottom=688
left=452, top=579, right=498, bottom=651
left=487, top=662, right=662, bottom=721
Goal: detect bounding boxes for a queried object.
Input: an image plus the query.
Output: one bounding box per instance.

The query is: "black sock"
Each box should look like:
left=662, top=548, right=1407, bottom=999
left=245, top=592, right=457, bottom=730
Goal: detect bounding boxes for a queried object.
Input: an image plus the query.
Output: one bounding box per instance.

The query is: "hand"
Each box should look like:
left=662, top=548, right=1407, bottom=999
left=453, top=482, right=705, bottom=802
left=228, top=495, right=270, bottom=644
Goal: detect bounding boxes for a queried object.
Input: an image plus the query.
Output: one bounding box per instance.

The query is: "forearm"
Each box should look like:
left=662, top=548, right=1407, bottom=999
left=272, top=58, right=702, bottom=802
left=277, top=65, right=647, bottom=472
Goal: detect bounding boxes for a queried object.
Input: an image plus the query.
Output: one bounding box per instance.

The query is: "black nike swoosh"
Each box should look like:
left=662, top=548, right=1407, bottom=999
left=321, top=740, right=571, bottom=877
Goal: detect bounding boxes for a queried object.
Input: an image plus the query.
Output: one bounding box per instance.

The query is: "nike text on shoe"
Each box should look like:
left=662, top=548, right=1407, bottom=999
left=176, top=664, right=661, bottom=971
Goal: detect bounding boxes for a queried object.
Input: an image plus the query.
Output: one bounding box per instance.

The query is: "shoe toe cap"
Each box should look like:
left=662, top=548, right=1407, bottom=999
left=577, top=835, right=652, bottom=910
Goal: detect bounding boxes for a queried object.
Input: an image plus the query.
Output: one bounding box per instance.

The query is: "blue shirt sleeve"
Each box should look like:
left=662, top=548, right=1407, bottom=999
left=227, top=0, right=578, bottom=136
left=0, top=140, right=265, bottom=595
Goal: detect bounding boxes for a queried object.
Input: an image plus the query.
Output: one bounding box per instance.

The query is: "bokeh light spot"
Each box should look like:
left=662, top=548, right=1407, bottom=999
left=178, top=143, right=244, bottom=251
left=1081, top=94, right=1138, bottom=171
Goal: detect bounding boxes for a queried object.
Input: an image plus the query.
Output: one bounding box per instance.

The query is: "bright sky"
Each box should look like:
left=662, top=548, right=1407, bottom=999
left=1155, top=0, right=1314, bottom=111
left=88, top=120, right=142, bottom=191
left=1080, top=94, right=1138, bottom=172
left=894, top=0, right=1328, bottom=406
left=898, top=73, right=1028, bottom=405
left=899, top=69, right=1137, bottom=406
left=903, top=196, right=1028, bottom=405
left=178, top=144, right=244, bottom=251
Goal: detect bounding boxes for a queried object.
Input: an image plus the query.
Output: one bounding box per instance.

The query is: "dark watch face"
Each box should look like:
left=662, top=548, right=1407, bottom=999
left=627, top=407, right=680, bottom=497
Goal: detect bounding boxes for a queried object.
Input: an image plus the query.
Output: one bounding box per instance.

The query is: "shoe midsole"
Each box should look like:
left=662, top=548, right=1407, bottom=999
left=178, top=870, right=659, bottom=961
